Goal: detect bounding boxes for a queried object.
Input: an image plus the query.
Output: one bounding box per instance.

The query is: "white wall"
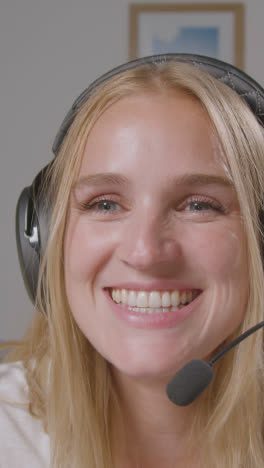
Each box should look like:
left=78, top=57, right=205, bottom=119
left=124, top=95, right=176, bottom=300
left=1, top=0, right=264, bottom=340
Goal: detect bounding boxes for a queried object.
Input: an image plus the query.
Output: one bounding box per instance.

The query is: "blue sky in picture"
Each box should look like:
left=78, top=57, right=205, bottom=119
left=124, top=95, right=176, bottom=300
left=152, top=28, right=219, bottom=58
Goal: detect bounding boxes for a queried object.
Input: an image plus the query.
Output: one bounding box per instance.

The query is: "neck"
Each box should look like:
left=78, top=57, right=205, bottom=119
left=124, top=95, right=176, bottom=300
left=111, top=368, right=202, bottom=468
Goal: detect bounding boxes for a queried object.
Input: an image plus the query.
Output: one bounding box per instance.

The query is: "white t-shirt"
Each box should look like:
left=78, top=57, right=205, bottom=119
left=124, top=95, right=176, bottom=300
left=0, top=361, right=50, bottom=467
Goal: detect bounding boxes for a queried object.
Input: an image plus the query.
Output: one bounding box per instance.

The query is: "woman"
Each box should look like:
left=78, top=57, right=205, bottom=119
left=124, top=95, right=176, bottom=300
left=1, top=55, right=264, bottom=467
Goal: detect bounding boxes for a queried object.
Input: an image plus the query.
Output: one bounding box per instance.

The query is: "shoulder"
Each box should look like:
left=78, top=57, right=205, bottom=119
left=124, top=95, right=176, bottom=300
left=0, top=361, right=28, bottom=401
left=0, top=361, right=50, bottom=468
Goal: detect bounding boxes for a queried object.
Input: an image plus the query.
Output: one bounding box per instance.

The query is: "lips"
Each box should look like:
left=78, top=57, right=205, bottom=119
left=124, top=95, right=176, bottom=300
left=104, top=286, right=202, bottom=329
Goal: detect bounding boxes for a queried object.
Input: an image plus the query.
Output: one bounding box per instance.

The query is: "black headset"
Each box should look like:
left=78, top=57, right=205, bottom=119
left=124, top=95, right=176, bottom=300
left=15, top=53, right=264, bottom=304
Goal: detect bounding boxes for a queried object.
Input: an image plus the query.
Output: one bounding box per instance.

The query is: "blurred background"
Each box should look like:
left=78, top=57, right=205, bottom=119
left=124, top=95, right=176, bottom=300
left=1, top=0, right=264, bottom=341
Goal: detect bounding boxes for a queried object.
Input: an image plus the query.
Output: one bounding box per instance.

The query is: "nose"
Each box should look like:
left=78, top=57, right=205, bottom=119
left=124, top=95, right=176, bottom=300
left=117, top=210, right=182, bottom=274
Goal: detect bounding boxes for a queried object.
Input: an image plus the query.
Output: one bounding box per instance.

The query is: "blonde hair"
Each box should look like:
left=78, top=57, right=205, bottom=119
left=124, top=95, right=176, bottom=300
left=4, top=61, right=264, bottom=467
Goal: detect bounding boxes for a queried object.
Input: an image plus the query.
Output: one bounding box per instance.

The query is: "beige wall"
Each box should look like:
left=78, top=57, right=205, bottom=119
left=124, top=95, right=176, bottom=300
left=1, top=0, right=263, bottom=339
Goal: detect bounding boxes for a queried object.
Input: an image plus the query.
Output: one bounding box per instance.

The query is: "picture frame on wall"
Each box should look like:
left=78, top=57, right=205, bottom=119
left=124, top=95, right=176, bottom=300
left=129, top=3, right=244, bottom=68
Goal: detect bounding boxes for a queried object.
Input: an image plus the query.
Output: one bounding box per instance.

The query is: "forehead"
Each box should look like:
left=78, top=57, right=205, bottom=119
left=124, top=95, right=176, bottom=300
left=78, top=90, right=230, bottom=183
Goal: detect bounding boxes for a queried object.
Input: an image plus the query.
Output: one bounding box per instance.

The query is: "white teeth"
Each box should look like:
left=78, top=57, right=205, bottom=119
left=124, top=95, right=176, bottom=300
left=113, top=289, right=121, bottom=303
left=181, top=292, right=187, bottom=305
left=121, top=289, right=128, bottom=304
left=110, top=288, right=198, bottom=310
left=128, top=290, right=137, bottom=306
left=161, top=292, right=171, bottom=307
left=149, top=291, right=162, bottom=307
left=137, top=292, right=148, bottom=307
left=128, top=306, right=179, bottom=314
left=171, top=291, right=180, bottom=306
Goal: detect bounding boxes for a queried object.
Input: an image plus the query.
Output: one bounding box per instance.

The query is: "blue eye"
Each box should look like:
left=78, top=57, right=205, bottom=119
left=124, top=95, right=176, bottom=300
left=186, top=200, right=225, bottom=213
left=82, top=198, right=121, bottom=214
left=189, top=202, right=215, bottom=211
left=95, top=200, right=119, bottom=211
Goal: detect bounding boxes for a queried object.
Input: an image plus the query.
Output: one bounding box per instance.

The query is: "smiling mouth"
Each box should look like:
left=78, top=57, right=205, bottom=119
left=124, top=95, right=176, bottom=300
left=109, top=288, right=200, bottom=314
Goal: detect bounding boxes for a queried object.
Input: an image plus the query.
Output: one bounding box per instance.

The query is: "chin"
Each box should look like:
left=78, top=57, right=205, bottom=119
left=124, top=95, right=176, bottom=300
left=109, top=354, right=186, bottom=384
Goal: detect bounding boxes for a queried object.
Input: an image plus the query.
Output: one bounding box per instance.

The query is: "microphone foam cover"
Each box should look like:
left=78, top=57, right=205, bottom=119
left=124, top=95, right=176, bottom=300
left=166, top=359, right=214, bottom=406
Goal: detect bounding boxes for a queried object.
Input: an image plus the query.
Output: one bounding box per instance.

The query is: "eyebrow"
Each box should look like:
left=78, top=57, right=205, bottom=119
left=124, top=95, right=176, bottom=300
left=73, top=172, right=234, bottom=191
left=171, top=173, right=234, bottom=188
left=73, top=173, right=129, bottom=191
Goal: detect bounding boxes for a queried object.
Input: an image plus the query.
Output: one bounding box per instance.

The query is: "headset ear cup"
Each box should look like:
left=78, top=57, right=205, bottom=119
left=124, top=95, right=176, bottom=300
left=16, top=186, right=40, bottom=303
left=16, top=164, right=52, bottom=305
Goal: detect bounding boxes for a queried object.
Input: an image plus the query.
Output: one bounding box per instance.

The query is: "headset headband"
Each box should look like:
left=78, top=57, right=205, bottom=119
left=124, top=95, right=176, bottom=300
left=52, top=54, right=264, bottom=156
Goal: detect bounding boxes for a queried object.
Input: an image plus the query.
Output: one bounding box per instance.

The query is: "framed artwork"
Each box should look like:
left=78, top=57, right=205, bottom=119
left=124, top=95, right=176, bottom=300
left=129, top=3, right=244, bottom=68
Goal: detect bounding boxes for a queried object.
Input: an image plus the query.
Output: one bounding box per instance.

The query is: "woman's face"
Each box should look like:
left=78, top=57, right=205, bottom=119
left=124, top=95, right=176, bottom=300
left=64, top=90, right=248, bottom=381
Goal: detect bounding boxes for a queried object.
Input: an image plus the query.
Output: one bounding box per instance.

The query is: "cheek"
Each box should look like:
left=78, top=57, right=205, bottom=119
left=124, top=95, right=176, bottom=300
left=64, top=217, right=119, bottom=281
left=188, top=224, right=248, bottom=341
left=187, top=223, right=248, bottom=282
